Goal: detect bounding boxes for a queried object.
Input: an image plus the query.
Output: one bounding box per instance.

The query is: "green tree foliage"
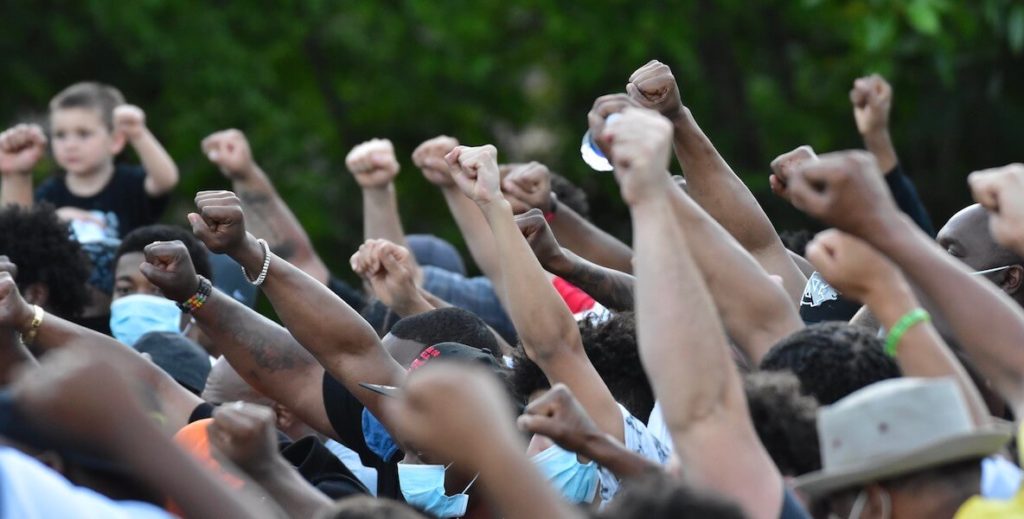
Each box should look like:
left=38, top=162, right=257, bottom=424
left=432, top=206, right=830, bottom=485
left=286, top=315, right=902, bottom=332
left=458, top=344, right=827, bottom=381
left=2, top=0, right=1022, bottom=276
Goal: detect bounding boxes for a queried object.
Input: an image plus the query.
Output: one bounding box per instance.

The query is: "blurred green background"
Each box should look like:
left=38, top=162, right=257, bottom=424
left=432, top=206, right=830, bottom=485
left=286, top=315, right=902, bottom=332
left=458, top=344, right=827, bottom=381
left=3, top=0, right=1023, bottom=280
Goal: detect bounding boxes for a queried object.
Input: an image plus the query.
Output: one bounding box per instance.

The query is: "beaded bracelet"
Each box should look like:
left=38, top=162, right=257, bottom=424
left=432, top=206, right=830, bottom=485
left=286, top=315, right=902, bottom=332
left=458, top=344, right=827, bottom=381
left=242, top=238, right=271, bottom=287
left=178, top=276, right=213, bottom=314
left=884, top=308, right=931, bottom=357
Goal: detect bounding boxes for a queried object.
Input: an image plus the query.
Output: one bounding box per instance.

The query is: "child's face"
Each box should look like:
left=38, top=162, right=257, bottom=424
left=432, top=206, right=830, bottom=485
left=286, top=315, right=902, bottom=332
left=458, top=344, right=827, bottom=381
left=50, top=108, right=124, bottom=176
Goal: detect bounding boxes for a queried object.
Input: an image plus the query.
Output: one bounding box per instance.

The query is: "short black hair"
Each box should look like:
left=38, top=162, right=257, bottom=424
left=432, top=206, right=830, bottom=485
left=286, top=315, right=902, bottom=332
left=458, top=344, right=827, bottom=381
left=115, top=225, right=212, bottom=280
left=390, top=307, right=499, bottom=357
left=744, top=371, right=821, bottom=476
left=511, top=312, right=654, bottom=421
left=0, top=204, right=90, bottom=317
left=551, top=173, right=590, bottom=220
left=760, top=322, right=901, bottom=405
left=50, top=82, right=125, bottom=131
left=596, top=471, right=747, bottom=519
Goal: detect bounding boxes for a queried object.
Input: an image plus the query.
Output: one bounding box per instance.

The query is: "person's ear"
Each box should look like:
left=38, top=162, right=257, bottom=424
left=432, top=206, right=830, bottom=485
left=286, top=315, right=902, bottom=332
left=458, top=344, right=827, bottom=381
left=23, top=283, right=49, bottom=308
left=1000, top=265, right=1024, bottom=296
left=273, top=402, right=296, bottom=431
left=865, top=484, right=892, bottom=518
left=109, top=131, right=127, bottom=155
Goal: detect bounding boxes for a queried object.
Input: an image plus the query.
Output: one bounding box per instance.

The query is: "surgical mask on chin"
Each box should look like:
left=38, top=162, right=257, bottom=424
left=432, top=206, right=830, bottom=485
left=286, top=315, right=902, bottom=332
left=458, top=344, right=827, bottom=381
left=398, top=463, right=477, bottom=518
left=531, top=444, right=599, bottom=504
left=109, top=294, right=182, bottom=347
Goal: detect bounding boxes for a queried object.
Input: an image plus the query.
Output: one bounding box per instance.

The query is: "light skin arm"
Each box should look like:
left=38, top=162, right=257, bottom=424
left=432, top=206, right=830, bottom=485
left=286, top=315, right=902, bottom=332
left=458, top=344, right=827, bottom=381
left=114, top=106, right=179, bottom=196
left=0, top=124, right=46, bottom=208
left=851, top=74, right=898, bottom=174
left=347, top=139, right=408, bottom=248
left=548, top=202, right=635, bottom=274
left=203, top=129, right=330, bottom=283
left=627, top=61, right=806, bottom=302
left=447, top=145, right=624, bottom=442
left=613, top=107, right=782, bottom=519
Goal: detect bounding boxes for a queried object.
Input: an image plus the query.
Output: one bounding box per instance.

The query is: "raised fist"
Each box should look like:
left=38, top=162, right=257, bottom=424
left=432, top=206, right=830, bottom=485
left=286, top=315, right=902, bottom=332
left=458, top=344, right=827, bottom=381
left=350, top=239, right=420, bottom=312
left=602, top=108, right=675, bottom=206
left=516, top=384, right=602, bottom=455
left=769, top=145, right=818, bottom=202
left=787, top=150, right=898, bottom=238
left=0, top=124, right=47, bottom=176
left=202, top=129, right=256, bottom=180
left=412, top=136, right=459, bottom=187
left=445, top=145, right=503, bottom=206
left=514, top=209, right=565, bottom=269
left=627, top=60, right=685, bottom=121
left=587, top=94, right=643, bottom=158
left=850, top=74, right=892, bottom=135
left=0, top=258, right=33, bottom=332
left=502, top=162, right=554, bottom=214
left=140, top=241, right=200, bottom=303
left=805, top=229, right=902, bottom=303
left=113, top=105, right=147, bottom=141
left=208, top=402, right=283, bottom=478
left=969, top=163, right=1024, bottom=256
left=189, top=191, right=249, bottom=256
left=346, top=139, right=400, bottom=189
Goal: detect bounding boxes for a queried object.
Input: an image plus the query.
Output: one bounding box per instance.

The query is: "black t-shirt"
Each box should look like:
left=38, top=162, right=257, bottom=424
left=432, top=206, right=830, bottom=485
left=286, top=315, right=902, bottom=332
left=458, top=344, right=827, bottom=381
left=322, top=373, right=402, bottom=499
left=35, top=164, right=169, bottom=239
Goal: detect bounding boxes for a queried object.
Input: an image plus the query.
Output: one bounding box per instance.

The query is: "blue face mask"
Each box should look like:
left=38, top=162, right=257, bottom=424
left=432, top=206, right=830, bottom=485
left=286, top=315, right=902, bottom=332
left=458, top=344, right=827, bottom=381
left=110, top=294, right=182, bottom=346
left=398, top=463, right=477, bottom=518
left=531, top=444, right=599, bottom=504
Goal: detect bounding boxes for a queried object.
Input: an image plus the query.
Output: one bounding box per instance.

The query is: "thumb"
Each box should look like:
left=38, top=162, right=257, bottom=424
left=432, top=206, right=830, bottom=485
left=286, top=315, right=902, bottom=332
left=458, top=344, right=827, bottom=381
left=516, top=413, right=553, bottom=434
left=379, top=251, right=404, bottom=276
left=139, top=261, right=176, bottom=289
left=188, top=213, right=214, bottom=244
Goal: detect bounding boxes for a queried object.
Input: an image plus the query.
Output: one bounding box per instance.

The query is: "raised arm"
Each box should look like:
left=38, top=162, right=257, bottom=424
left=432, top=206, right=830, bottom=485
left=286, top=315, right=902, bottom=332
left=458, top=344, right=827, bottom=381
left=788, top=152, right=1024, bottom=414
left=626, top=61, right=806, bottom=302
left=445, top=145, right=624, bottom=442
left=140, top=241, right=335, bottom=438
left=0, top=124, right=46, bottom=208
left=187, top=191, right=407, bottom=434
left=347, top=139, right=407, bottom=248
left=0, top=261, right=36, bottom=384
left=202, top=129, right=330, bottom=283
left=805, top=230, right=989, bottom=425
left=611, top=107, right=782, bottom=519
left=115, top=105, right=179, bottom=196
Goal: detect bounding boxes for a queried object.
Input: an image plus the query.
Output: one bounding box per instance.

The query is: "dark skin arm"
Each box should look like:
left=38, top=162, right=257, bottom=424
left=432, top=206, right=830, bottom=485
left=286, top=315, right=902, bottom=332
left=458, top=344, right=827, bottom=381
left=0, top=258, right=36, bottom=384
left=346, top=139, right=409, bottom=249
left=548, top=202, right=634, bottom=274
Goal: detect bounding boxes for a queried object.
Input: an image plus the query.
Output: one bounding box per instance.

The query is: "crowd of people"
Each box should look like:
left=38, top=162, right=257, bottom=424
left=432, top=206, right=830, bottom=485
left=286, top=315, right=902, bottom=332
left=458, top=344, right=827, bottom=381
left=0, top=59, right=1023, bottom=519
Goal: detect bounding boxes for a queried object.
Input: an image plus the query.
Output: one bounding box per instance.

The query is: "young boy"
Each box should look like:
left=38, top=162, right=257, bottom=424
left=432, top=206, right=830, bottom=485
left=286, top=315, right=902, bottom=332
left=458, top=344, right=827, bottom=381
left=0, top=81, right=179, bottom=238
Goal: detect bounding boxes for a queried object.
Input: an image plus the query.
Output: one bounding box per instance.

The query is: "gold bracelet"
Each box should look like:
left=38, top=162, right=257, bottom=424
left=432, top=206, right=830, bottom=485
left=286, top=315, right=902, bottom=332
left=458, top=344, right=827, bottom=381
left=20, top=305, right=44, bottom=346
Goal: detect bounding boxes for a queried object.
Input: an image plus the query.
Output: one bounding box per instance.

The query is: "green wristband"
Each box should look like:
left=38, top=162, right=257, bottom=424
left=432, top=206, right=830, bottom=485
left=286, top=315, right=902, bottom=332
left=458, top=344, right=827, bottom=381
left=885, top=309, right=931, bottom=357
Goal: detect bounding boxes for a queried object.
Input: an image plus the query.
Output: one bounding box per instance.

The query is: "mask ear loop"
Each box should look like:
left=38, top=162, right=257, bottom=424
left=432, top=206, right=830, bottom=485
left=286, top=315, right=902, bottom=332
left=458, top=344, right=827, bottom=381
left=848, top=490, right=868, bottom=519
left=443, top=464, right=481, bottom=494
left=182, top=316, right=197, bottom=336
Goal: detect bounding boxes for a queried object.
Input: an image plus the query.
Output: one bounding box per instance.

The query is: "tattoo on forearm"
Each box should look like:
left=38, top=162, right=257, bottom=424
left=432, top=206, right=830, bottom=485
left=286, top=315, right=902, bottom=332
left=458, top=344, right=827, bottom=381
left=237, top=189, right=294, bottom=259
left=214, top=304, right=314, bottom=374
left=566, top=261, right=635, bottom=311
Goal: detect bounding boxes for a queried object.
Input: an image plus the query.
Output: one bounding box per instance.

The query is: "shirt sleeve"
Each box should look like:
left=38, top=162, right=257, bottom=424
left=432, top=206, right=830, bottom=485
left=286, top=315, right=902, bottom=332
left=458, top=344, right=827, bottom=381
left=597, top=404, right=671, bottom=505
left=885, top=163, right=935, bottom=237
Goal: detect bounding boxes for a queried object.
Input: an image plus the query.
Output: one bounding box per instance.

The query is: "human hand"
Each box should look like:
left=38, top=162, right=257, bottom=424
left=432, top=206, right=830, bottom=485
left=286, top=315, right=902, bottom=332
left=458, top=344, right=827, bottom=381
left=207, top=402, right=284, bottom=479
left=850, top=74, right=892, bottom=136
left=412, top=136, right=459, bottom=188
left=0, top=257, right=33, bottom=333
left=140, top=241, right=201, bottom=303
left=502, top=162, right=554, bottom=214
left=113, top=105, right=147, bottom=142
left=445, top=145, right=503, bottom=206
left=346, top=139, right=400, bottom=189
left=602, top=108, right=675, bottom=206
left=805, top=229, right=903, bottom=303
left=0, top=124, right=47, bottom=176
left=386, top=362, right=520, bottom=466
left=969, top=163, right=1024, bottom=256
left=769, top=145, right=818, bottom=202
left=189, top=191, right=251, bottom=257
left=786, top=150, right=899, bottom=238
left=514, top=209, right=566, bottom=270
left=587, top=94, right=643, bottom=158
left=350, top=239, right=421, bottom=312
left=516, top=384, right=603, bottom=455
left=626, top=60, right=685, bottom=121
left=202, top=129, right=258, bottom=180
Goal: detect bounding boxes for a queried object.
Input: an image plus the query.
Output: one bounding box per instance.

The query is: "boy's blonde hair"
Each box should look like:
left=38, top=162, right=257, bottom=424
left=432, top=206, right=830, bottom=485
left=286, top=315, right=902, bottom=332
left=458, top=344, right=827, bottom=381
left=49, top=82, right=125, bottom=131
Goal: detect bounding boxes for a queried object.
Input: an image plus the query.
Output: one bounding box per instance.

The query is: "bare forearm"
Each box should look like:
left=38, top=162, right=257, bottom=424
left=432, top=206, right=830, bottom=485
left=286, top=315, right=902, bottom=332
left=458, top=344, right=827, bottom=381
left=362, top=186, right=408, bottom=248
left=548, top=202, right=633, bottom=273
left=0, top=175, right=33, bottom=208
left=133, top=130, right=179, bottom=196
left=547, top=249, right=635, bottom=311
left=862, top=129, right=898, bottom=174
left=0, top=329, right=35, bottom=385
left=582, top=431, right=660, bottom=480
left=249, top=461, right=332, bottom=519
left=441, top=186, right=503, bottom=281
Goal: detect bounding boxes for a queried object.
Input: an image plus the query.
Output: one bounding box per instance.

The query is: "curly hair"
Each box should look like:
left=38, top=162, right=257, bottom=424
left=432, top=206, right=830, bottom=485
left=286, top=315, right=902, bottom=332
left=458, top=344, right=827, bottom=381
left=116, top=225, right=212, bottom=280
left=744, top=371, right=821, bottom=476
left=759, top=322, right=901, bottom=405
left=0, top=204, right=90, bottom=317
left=510, top=312, right=654, bottom=421
left=551, top=173, right=590, bottom=220
left=596, top=471, right=747, bottom=519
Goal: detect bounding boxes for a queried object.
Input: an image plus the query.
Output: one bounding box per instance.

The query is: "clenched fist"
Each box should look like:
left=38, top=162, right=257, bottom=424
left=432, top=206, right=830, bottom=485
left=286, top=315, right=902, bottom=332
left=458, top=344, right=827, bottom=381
left=346, top=139, right=400, bottom=189
left=113, top=105, right=147, bottom=141
left=517, top=384, right=602, bottom=455
left=769, top=145, right=818, bottom=202
left=627, top=60, right=685, bottom=121
left=0, top=124, right=47, bottom=176
left=603, top=108, right=675, bottom=206
left=969, top=163, right=1024, bottom=256
left=202, top=129, right=257, bottom=180
left=587, top=94, right=642, bottom=158
left=502, top=162, right=554, bottom=214
left=0, top=257, right=33, bottom=332
left=445, top=145, right=503, bottom=206
left=805, top=230, right=903, bottom=303
left=350, top=239, right=421, bottom=313
left=514, top=209, right=566, bottom=269
left=850, top=74, right=892, bottom=136
left=208, top=402, right=284, bottom=478
left=140, top=241, right=200, bottom=303
left=412, top=136, right=459, bottom=187
left=189, top=191, right=250, bottom=256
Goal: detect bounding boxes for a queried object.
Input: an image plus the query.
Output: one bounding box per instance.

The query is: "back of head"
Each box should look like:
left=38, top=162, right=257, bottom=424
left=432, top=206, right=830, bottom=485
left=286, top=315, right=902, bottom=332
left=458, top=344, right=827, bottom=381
left=202, top=357, right=272, bottom=407
left=49, top=82, right=125, bottom=131
left=315, top=496, right=426, bottom=519
left=116, top=224, right=213, bottom=280
left=596, top=471, right=747, bottom=519
left=744, top=371, right=821, bottom=476
left=760, top=322, right=901, bottom=405
left=579, top=312, right=653, bottom=422
left=390, top=307, right=498, bottom=357
left=0, top=204, right=90, bottom=317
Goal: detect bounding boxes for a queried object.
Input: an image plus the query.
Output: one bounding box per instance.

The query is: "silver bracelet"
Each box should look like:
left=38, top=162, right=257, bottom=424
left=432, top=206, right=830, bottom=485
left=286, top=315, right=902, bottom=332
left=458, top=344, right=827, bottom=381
left=241, top=238, right=271, bottom=286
